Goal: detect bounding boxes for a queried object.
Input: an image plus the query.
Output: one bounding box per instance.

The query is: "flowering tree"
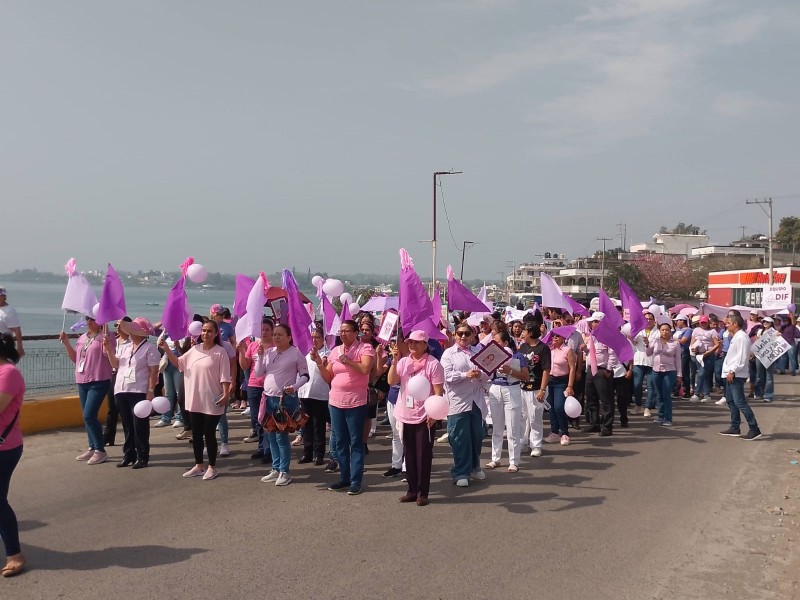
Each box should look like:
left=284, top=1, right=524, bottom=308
left=630, top=254, right=697, bottom=299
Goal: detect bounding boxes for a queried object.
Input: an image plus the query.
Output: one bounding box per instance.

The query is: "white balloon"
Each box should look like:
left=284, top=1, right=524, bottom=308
left=407, top=374, right=431, bottom=401
left=92, top=302, right=101, bottom=319
left=151, top=396, right=171, bottom=414
left=349, top=302, right=360, bottom=315
left=322, top=278, right=344, bottom=297
left=311, top=275, right=323, bottom=287
left=564, top=396, right=582, bottom=419
left=340, top=293, right=353, bottom=305
left=133, top=399, right=153, bottom=419
left=187, top=263, right=208, bottom=284
left=188, top=321, right=203, bottom=336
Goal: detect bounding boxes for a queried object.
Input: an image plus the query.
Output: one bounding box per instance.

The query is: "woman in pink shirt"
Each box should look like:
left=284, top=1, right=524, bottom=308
left=59, top=312, right=115, bottom=465
left=161, top=319, right=232, bottom=480
left=0, top=333, right=25, bottom=577
left=315, top=319, right=375, bottom=495
left=646, top=323, right=680, bottom=427
left=387, top=330, right=444, bottom=506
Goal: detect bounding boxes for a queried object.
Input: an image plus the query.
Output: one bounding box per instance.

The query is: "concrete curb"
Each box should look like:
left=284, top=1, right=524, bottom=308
left=21, top=396, right=109, bottom=435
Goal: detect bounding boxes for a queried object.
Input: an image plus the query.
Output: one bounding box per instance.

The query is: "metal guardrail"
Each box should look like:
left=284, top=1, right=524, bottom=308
left=18, top=335, right=79, bottom=398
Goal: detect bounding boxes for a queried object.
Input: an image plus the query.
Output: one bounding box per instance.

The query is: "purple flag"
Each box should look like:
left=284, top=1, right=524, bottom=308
left=282, top=269, right=312, bottom=356
left=398, top=249, right=433, bottom=333
left=234, top=274, right=256, bottom=318
left=340, top=299, right=352, bottom=323
left=540, top=272, right=569, bottom=311
left=95, top=263, right=127, bottom=325
left=593, top=289, right=633, bottom=363
left=563, top=294, right=590, bottom=317
left=161, top=275, right=189, bottom=341
left=235, top=274, right=267, bottom=343
left=541, top=324, right=577, bottom=345
left=411, top=317, right=448, bottom=342
left=619, top=278, right=647, bottom=338
left=446, top=265, right=490, bottom=313
left=61, top=272, right=98, bottom=317
left=432, top=287, right=443, bottom=326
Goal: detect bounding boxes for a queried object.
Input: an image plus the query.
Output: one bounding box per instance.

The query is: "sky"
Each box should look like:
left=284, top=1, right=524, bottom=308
left=2, top=0, right=799, bottom=281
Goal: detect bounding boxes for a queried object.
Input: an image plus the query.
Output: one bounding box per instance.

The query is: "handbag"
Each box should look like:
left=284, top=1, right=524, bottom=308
left=261, top=397, right=309, bottom=434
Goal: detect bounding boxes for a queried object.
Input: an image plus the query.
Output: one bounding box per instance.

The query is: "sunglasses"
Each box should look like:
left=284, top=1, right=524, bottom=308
left=455, top=331, right=471, bottom=337
left=86, top=317, right=96, bottom=322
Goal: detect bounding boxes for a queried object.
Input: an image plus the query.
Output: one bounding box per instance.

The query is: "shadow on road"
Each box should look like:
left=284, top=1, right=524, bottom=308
left=21, top=544, right=208, bottom=571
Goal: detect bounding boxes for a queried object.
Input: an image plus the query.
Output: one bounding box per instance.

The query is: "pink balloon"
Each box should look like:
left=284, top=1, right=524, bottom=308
left=564, top=396, right=582, bottom=419
left=151, top=396, right=171, bottom=414
left=187, top=263, right=208, bottom=283
left=407, top=374, right=431, bottom=400
left=133, top=399, right=153, bottom=419
left=188, top=321, right=203, bottom=336
left=423, top=395, right=449, bottom=420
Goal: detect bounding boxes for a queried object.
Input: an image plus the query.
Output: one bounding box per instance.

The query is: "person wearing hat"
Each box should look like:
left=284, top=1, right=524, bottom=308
left=59, top=311, right=116, bottom=465
left=754, top=317, right=777, bottom=402
left=0, top=287, right=23, bottom=359
left=104, top=317, right=160, bottom=469
left=630, top=309, right=659, bottom=417
left=582, top=312, right=618, bottom=436
left=673, top=315, right=692, bottom=398
left=387, top=330, right=444, bottom=506
left=689, top=315, right=720, bottom=402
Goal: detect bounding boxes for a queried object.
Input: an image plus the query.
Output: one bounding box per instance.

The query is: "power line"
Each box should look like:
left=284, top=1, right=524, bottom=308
left=437, top=179, right=463, bottom=252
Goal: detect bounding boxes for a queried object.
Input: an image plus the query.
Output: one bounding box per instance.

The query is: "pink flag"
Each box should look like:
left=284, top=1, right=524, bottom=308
left=61, top=272, right=98, bottom=317
left=161, top=275, right=189, bottom=340
left=95, top=263, right=127, bottom=325
left=64, top=258, right=77, bottom=277
left=563, top=294, right=590, bottom=317
left=179, top=256, right=195, bottom=276
left=398, top=249, right=433, bottom=333
left=588, top=334, right=598, bottom=376
left=282, top=269, right=312, bottom=355
left=235, top=273, right=267, bottom=342
left=540, top=272, right=569, bottom=311
left=234, top=274, right=256, bottom=318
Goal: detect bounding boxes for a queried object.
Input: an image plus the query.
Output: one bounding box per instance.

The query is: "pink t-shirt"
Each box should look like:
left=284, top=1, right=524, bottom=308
left=0, top=363, right=25, bottom=451
left=178, top=345, right=232, bottom=416
left=549, top=345, right=572, bottom=378
left=72, top=332, right=114, bottom=384
left=328, top=342, right=376, bottom=409
left=393, top=354, right=445, bottom=425
left=245, top=340, right=270, bottom=388
left=114, top=340, right=161, bottom=394
left=691, top=328, right=719, bottom=353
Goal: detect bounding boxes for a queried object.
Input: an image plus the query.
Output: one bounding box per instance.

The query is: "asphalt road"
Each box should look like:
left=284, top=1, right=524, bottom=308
left=5, top=377, right=800, bottom=600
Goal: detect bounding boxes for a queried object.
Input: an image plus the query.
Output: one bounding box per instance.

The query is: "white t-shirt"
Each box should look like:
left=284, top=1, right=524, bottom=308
left=0, top=305, right=20, bottom=334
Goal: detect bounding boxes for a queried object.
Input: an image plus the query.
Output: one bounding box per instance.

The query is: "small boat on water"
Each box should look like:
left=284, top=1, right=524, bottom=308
left=145, top=302, right=160, bottom=306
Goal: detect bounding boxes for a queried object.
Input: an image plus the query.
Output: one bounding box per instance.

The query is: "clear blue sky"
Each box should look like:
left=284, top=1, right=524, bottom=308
left=2, top=0, right=798, bottom=280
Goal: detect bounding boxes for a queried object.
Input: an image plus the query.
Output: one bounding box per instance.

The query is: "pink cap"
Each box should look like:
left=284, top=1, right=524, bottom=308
left=698, top=315, right=709, bottom=324
left=210, top=304, right=224, bottom=315
left=408, top=330, right=429, bottom=342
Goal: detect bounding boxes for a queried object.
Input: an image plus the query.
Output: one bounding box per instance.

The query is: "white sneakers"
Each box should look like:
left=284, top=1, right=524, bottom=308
left=530, top=447, right=542, bottom=457
left=560, top=435, right=570, bottom=446
left=470, top=469, right=486, bottom=481
left=219, top=443, right=230, bottom=456
left=76, top=449, right=94, bottom=461
left=455, top=478, right=469, bottom=487
left=261, top=470, right=279, bottom=483
left=715, top=397, right=727, bottom=405
left=643, top=408, right=652, bottom=418
left=437, top=433, right=449, bottom=443
left=87, top=451, right=108, bottom=465
left=275, top=472, right=292, bottom=486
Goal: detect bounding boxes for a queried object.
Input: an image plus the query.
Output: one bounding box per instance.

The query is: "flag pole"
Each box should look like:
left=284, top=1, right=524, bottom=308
left=61, top=311, right=67, bottom=332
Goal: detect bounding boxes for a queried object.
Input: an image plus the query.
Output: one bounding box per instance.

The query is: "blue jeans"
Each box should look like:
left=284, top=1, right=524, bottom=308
left=694, top=355, right=713, bottom=396
left=160, top=362, right=183, bottom=423
left=749, top=359, right=761, bottom=396
left=632, top=365, right=652, bottom=407
left=264, top=394, right=298, bottom=472
left=726, top=377, right=759, bottom=432
left=714, top=352, right=725, bottom=388
left=447, top=404, right=485, bottom=480
left=329, top=421, right=338, bottom=461
left=548, top=376, right=569, bottom=435
left=755, top=361, right=775, bottom=400
left=78, top=380, right=110, bottom=451
left=216, top=404, right=229, bottom=444
left=653, top=371, right=676, bottom=422
left=329, top=403, right=367, bottom=487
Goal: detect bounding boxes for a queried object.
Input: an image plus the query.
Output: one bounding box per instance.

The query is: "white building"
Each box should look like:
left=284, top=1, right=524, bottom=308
left=629, top=233, right=710, bottom=256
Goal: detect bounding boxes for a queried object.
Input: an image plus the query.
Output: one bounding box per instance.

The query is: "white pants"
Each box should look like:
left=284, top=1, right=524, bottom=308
left=386, top=401, right=404, bottom=470
left=522, top=390, right=544, bottom=449
left=488, top=384, right=523, bottom=466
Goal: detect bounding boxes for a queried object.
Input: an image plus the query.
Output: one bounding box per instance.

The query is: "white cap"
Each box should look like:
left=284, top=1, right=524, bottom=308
left=587, top=311, right=605, bottom=323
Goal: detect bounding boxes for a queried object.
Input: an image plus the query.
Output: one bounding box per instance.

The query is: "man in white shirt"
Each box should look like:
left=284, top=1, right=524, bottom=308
left=719, top=311, right=761, bottom=440
left=0, top=286, right=24, bottom=358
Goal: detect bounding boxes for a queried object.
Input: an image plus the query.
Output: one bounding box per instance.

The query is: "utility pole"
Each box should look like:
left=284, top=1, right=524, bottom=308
left=432, top=170, right=463, bottom=294
left=617, top=223, right=627, bottom=252
left=597, top=237, right=612, bottom=291
left=740, top=225, right=747, bottom=240
left=496, top=271, right=506, bottom=304
left=506, top=260, right=516, bottom=304
left=459, top=240, right=474, bottom=279
left=746, top=198, right=774, bottom=284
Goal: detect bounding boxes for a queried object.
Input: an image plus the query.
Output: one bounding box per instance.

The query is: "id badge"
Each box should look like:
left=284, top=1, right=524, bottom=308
left=78, top=360, right=86, bottom=373
left=123, top=367, right=136, bottom=384
left=405, top=395, right=415, bottom=408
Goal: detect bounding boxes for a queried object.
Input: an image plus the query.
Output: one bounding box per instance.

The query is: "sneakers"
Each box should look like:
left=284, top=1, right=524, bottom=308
left=203, top=467, right=218, bottom=480
left=154, top=420, right=170, bottom=428
left=699, top=396, right=709, bottom=403
left=455, top=478, right=469, bottom=487
left=530, top=447, right=542, bottom=457
left=87, top=451, right=108, bottom=465
left=754, top=396, right=763, bottom=401
left=275, top=472, right=292, bottom=486
left=324, top=460, right=339, bottom=473
left=172, top=420, right=184, bottom=429
left=741, top=429, right=763, bottom=441
left=347, top=485, right=363, bottom=495
left=436, top=432, right=449, bottom=443
left=715, top=397, right=727, bottom=406
left=470, top=469, right=486, bottom=481
left=219, top=443, right=230, bottom=457
left=175, top=430, right=192, bottom=440
left=183, top=465, right=205, bottom=478
left=76, top=449, right=94, bottom=461
left=544, top=433, right=561, bottom=444
left=383, top=467, right=402, bottom=478
left=718, top=427, right=741, bottom=437
left=661, top=421, right=673, bottom=427
left=763, top=398, right=772, bottom=403
left=653, top=417, right=663, bottom=424
left=328, top=481, right=349, bottom=491
left=240, top=407, right=251, bottom=416
left=560, top=435, right=570, bottom=446
left=243, top=432, right=260, bottom=443
left=291, top=435, right=303, bottom=447
left=643, top=408, right=652, bottom=418
left=689, top=395, right=700, bottom=403
left=261, top=470, right=280, bottom=482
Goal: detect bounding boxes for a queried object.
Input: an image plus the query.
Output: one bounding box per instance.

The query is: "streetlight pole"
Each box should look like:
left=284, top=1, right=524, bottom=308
left=432, top=170, right=463, bottom=294
left=506, top=260, right=516, bottom=305
left=597, top=237, right=611, bottom=290
left=460, top=240, right=474, bottom=279
left=746, top=198, right=774, bottom=284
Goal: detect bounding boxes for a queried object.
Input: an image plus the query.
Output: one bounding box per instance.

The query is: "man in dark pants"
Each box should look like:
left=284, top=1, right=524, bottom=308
left=613, top=357, right=633, bottom=428
left=582, top=312, right=618, bottom=436
left=103, top=371, right=118, bottom=446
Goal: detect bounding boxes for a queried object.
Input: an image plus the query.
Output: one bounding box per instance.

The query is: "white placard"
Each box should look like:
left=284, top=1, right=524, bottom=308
left=752, top=328, right=791, bottom=368
left=376, top=310, right=398, bottom=343
left=762, top=284, right=792, bottom=309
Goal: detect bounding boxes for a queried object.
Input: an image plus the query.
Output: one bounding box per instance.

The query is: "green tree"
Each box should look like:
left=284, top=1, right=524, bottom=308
left=775, top=216, right=800, bottom=250
left=608, top=262, right=646, bottom=297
